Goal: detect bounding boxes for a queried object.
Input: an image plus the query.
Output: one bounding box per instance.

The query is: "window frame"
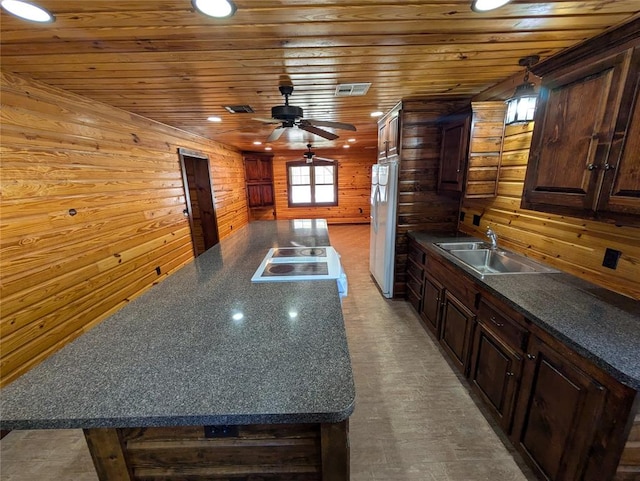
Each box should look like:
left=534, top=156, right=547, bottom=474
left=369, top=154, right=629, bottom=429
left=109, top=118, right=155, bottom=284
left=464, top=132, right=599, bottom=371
left=286, top=160, right=338, bottom=207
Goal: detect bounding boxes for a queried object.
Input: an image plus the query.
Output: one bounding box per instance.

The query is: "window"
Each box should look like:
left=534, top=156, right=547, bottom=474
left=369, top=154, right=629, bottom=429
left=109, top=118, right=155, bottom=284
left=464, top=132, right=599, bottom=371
left=287, top=160, right=338, bottom=207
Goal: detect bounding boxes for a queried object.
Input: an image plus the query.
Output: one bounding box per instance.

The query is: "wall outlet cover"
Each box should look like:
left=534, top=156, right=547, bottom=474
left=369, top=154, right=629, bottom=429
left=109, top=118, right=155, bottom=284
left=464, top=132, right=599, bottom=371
left=472, top=214, right=481, bottom=226
left=602, top=248, right=621, bottom=270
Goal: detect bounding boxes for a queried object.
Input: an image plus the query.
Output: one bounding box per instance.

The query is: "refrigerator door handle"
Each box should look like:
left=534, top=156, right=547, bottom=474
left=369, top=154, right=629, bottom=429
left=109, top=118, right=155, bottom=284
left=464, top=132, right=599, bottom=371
left=372, top=185, right=381, bottom=233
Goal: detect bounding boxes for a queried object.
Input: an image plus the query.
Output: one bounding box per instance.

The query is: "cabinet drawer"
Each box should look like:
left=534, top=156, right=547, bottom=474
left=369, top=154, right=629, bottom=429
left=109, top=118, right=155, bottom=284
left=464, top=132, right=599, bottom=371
left=407, top=258, right=423, bottom=282
left=477, top=298, right=528, bottom=352
left=407, top=273, right=423, bottom=302
left=408, top=244, right=426, bottom=266
left=407, top=286, right=421, bottom=312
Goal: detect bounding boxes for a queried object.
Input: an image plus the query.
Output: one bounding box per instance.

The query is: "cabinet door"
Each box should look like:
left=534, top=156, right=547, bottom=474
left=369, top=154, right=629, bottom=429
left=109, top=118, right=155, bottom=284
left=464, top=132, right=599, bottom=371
left=469, top=322, right=522, bottom=433
left=512, top=336, right=607, bottom=481
left=378, top=120, right=389, bottom=159
left=245, top=157, right=262, bottom=182
left=438, top=116, right=470, bottom=193
left=598, top=51, right=640, bottom=216
left=260, top=184, right=274, bottom=206
left=522, top=50, right=632, bottom=213
left=439, top=291, right=475, bottom=374
left=247, top=185, right=263, bottom=207
left=386, top=114, right=400, bottom=158
left=420, top=274, right=443, bottom=337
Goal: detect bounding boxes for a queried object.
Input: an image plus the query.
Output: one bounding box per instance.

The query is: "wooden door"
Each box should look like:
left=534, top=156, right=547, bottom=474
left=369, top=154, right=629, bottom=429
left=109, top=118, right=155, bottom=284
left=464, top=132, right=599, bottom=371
left=420, top=274, right=443, bottom=337
left=386, top=114, right=400, bottom=158
left=378, top=119, right=388, bottom=159
left=512, top=336, right=607, bottom=481
left=438, top=116, right=470, bottom=193
left=439, top=291, right=475, bottom=374
left=598, top=50, right=640, bottom=216
left=178, top=148, right=220, bottom=257
left=469, top=322, right=522, bottom=433
left=522, top=50, right=632, bottom=213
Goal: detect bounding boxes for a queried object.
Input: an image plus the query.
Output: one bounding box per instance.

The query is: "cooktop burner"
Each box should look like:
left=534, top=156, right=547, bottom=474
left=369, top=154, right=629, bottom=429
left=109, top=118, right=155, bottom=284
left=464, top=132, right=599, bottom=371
left=263, top=262, right=329, bottom=277
left=272, top=247, right=327, bottom=258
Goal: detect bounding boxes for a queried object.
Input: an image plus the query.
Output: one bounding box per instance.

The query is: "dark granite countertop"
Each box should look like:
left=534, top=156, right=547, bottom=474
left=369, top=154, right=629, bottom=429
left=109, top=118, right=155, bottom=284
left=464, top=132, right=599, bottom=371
left=409, top=231, right=640, bottom=391
left=0, top=220, right=355, bottom=430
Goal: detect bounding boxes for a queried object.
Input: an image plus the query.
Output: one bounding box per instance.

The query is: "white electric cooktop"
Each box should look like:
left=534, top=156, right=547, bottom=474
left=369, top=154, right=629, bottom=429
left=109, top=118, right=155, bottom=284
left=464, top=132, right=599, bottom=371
left=251, top=246, right=342, bottom=282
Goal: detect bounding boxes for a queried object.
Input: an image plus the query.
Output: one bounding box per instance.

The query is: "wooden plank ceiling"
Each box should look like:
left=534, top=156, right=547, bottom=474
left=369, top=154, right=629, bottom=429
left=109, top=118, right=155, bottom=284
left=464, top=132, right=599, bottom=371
left=1, top=1, right=639, bottom=154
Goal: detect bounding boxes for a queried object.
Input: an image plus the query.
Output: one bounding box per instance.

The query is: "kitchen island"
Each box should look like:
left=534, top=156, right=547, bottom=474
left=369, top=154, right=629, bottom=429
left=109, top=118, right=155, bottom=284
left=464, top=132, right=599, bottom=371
left=0, top=220, right=355, bottom=481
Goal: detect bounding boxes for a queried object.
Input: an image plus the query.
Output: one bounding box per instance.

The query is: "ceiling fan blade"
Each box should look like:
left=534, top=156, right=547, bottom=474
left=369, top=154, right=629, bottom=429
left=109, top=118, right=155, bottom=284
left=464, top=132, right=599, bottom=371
left=267, top=127, right=286, bottom=142
left=253, top=117, right=282, bottom=124
left=305, top=119, right=357, bottom=131
left=298, top=123, right=339, bottom=140
left=314, top=156, right=336, bottom=162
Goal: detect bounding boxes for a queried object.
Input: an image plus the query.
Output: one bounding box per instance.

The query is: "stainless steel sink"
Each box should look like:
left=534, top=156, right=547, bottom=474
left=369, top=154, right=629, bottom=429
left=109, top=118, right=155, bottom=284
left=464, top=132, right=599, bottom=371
left=435, top=241, right=491, bottom=251
left=447, top=248, right=558, bottom=275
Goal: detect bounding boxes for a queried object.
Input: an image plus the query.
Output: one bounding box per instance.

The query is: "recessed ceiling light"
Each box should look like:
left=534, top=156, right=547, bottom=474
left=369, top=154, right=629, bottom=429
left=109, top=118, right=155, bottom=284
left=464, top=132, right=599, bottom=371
left=471, top=0, right=511, bottom=12
left=347, top=138, right=356, bottom=143
left=343, top=144, right=350, bottom=149
left=192, top=0, right=236, bottom=18
left=253, top=141, right=262, bottom=145
left=207, top=116, right=222, bottom=122
left=265, top=146, right=272, bottom=151
left=1, top=0, right=54, bottom=22
left=370, top=111, right=384, bottom=117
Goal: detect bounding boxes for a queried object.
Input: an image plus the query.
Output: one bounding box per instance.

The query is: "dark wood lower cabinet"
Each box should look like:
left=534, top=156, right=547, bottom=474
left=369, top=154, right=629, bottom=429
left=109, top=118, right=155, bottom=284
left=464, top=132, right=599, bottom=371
left=420, top=273, right=443, bottom=337
left=469, top=322, right=523, bottom=433
left=440, top=291, right=475, bottom=375
left=405, top=239, right=639, bottom=481
left=512, top=336, right=607, bottom=481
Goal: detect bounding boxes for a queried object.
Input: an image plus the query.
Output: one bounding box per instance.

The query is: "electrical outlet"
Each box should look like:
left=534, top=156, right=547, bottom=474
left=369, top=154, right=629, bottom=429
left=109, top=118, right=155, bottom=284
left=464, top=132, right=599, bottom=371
left=204, top=425, right=238, bottom=438
left=459, top=211, right=465, bottom=222
left=472, top=214, right=481, bottom=226
left=602, top=248, right=621, bottom=270
left=155, top=266, right=161, bottom=275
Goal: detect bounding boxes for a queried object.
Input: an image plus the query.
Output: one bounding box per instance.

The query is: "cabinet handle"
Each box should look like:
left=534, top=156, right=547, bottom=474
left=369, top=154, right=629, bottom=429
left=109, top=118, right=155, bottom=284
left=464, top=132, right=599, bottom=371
left=587, top=163, right=598, bottom=171
left=506, top=372, right=514, bottom=377
left=489, top=316, right=504, bottom=328
left=604, top=163, right=615, bottom=171
left=526, top=353, right=536, bottom=360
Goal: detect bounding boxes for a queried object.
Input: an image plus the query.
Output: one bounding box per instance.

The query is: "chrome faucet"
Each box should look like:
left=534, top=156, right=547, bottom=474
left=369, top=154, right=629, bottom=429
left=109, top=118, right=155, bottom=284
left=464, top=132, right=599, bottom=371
left=486, top=227, right=498, bottom=249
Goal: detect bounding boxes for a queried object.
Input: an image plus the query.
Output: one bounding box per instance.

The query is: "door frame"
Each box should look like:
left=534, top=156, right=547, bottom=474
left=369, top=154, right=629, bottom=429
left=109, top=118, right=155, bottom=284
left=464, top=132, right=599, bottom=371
left=177, top=148, right=220, bottom=257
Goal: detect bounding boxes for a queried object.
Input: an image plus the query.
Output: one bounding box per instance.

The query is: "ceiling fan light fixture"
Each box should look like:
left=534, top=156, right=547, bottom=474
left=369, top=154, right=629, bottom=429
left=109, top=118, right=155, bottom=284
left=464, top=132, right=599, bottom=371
left=1, top=0, right=54, bottom=22
left=192, top=0, right=236, bottom=18
left=471, top=0, right=511, bottom=12
left=505, top=55, right=540, bottom=126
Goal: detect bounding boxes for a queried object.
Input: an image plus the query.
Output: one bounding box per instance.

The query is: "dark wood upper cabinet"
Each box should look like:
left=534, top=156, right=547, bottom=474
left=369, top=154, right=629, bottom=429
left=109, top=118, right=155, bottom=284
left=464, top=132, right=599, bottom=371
left=243, top=152, right=274, bottom=208
left=523, top=40, right=640, bottom=224
left=438, top=114, right=471, bottom=193
left=378, top=103, right=401, bottom=160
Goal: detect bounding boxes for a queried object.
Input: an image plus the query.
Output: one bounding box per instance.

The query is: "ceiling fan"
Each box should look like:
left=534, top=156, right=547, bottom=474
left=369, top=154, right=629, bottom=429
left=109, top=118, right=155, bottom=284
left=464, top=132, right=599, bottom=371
left=253, top=85, right=357, bottom=142
left=301, top=144, right=336, bottom=164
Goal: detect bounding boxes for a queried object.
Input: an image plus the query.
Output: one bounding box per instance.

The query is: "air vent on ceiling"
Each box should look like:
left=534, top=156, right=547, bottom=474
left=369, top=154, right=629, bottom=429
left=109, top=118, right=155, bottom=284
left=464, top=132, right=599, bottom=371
left=334, top=83, right=371, bottom=97
left=223, top=105, right=255, bottom=113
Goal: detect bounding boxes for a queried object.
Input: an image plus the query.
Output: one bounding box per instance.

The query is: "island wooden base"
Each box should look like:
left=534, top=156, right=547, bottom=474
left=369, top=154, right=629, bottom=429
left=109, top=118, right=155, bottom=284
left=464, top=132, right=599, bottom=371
left=84, top=420, right=349, bottom=481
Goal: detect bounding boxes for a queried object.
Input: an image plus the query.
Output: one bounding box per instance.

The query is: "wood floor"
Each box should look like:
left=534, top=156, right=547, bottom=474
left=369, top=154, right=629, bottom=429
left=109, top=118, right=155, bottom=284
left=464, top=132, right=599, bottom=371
left=0, top=224, right=535, bottom=481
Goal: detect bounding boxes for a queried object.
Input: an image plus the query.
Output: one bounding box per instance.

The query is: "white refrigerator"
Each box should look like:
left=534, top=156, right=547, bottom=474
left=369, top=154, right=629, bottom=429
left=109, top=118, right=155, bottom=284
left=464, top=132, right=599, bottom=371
left=369, top=159, right=399, bottom=298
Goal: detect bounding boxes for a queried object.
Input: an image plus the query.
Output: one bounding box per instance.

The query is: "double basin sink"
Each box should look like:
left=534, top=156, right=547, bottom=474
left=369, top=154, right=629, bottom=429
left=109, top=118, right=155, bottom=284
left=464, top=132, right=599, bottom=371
left=435, top=241, right=558, bottom=276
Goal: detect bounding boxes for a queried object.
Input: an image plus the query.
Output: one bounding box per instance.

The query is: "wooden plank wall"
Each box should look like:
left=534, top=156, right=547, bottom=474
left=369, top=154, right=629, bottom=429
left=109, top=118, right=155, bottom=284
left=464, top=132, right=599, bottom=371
left=393, top=98, right=470, bottom=298
left=460, top=119, right=640, bottom=300
left=0, top=71, right=249, bottom=386
left=272, top=148, right=375, bottom=224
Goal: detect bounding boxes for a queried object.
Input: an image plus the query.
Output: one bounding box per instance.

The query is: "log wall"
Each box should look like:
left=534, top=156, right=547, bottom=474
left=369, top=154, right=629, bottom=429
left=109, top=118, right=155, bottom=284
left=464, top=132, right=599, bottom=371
left=460, top=119, right=640, bottom=300
left=393, top=98, right=470, bottom=298
left=272, top=148, right=375, bottom=224
left=0, top=71, right=248, bottom=386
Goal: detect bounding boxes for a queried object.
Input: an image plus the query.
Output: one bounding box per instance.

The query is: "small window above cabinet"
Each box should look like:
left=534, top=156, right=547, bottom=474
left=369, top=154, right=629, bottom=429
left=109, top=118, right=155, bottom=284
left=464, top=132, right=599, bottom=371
left=522, top=38, right=640, bottom=225
left=437, top=112, right=470, bottom=194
